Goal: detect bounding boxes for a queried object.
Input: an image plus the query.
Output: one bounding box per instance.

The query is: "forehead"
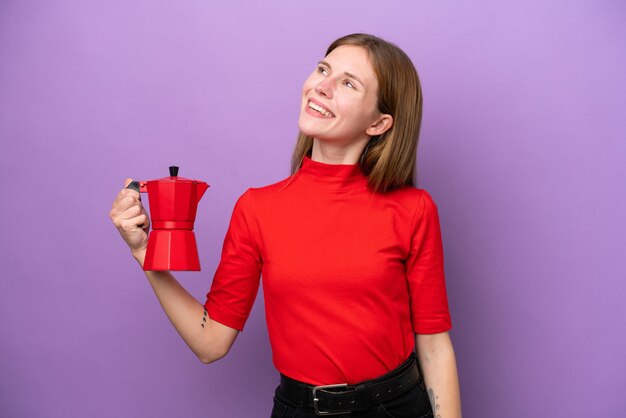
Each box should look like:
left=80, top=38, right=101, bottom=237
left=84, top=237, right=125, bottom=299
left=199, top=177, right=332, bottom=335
left=324, top=45, right=377, bottom=84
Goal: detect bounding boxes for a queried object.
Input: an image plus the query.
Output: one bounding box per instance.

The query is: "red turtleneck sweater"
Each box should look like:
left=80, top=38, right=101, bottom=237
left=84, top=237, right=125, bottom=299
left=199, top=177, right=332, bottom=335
left=204, top=155, right=452, bottom=385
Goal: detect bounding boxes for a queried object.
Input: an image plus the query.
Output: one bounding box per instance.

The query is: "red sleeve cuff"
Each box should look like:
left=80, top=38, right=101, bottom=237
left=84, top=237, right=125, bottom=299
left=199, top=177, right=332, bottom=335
left=204, top=299, right=247, bottom=332
left=412, top=317, right=453, bottom=334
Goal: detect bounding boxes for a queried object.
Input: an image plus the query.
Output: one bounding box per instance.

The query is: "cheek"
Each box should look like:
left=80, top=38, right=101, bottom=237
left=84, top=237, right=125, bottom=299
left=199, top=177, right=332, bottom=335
left=331, top=104, right=376, bottom=135
left=352, top=96, right=379, bottom=124
left=301, top=74, right=317, bottom=94
left=337, top=97, right=371, bottom=124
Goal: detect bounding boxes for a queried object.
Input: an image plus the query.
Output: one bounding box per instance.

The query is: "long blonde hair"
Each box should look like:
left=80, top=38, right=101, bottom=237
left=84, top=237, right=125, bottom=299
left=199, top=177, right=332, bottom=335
left=290, top=33, right=424, bottom=194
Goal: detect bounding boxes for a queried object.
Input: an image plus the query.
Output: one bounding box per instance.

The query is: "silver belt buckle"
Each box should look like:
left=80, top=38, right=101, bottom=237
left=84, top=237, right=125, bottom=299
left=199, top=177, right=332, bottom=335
left=312, top=383, right=349, bottom=416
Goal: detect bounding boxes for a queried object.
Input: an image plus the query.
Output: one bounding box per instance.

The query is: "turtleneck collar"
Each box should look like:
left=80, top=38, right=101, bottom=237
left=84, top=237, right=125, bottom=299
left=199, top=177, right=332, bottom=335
left=295, top=155, right=369, bottom=191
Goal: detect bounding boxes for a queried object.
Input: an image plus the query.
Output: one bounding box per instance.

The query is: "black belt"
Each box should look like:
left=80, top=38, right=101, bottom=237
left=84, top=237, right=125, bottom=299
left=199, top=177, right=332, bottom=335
left=278, top=352, right=422, bottom=416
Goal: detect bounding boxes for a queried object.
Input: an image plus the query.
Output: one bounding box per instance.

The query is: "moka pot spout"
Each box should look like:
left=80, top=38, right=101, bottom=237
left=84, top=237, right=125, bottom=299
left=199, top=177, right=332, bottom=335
left=196, top=181, right=209, bottom=203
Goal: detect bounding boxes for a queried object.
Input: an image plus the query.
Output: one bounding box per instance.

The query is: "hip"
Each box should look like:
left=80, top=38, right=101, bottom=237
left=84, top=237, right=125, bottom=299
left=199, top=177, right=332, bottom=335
left=270, top=352, right=433, bottom=418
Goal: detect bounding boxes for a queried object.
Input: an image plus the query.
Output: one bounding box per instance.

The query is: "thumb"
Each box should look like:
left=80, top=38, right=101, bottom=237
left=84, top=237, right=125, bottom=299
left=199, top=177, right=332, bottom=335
left=124, top=178, right=133, bottom=188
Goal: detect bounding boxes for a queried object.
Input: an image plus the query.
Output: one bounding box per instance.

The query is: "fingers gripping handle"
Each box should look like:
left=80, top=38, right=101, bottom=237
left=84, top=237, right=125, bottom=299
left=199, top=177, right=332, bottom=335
left=125, top=181, right=148, bottom=229
left=126, top=181, right=142, bottom=201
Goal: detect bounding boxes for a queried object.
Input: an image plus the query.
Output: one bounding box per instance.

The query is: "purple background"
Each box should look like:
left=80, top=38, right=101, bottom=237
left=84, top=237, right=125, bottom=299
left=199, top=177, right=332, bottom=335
left=1, top=1, right=624, bottom=417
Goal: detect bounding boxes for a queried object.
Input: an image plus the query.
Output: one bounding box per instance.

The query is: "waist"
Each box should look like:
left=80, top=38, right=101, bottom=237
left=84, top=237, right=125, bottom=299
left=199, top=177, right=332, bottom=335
left=277, top=352, right=422, bottom=414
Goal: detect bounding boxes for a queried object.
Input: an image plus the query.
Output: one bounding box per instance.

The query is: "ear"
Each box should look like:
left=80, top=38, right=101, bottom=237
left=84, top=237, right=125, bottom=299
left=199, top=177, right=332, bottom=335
left=366, top=114, right=393, bottom=137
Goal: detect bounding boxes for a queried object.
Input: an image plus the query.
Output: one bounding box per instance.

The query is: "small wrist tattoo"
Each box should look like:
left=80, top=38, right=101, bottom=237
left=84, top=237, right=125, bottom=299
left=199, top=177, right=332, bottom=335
left=201, top=308, right=208, bottom=328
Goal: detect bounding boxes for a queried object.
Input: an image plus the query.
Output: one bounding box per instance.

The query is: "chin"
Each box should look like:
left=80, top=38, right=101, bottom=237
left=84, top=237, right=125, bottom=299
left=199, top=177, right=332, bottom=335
left=297, top=117, right=317, bottom=138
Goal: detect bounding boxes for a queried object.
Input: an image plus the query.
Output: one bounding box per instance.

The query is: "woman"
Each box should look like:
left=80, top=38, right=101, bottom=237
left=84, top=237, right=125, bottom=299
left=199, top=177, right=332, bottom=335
left=110, top=33, right=461, bottom=418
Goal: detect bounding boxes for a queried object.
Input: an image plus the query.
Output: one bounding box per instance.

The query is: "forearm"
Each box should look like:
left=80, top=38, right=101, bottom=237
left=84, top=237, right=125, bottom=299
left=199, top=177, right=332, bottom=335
left=133, top=251, right=221, bottom=363
left=416, top=333, right=462, bottom=418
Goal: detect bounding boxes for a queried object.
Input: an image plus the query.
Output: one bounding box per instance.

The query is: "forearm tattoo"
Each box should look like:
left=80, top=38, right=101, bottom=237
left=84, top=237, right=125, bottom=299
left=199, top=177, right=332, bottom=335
left=201, top=308, right=207, bottom=328
left=428, top=387, right=441, bottom=418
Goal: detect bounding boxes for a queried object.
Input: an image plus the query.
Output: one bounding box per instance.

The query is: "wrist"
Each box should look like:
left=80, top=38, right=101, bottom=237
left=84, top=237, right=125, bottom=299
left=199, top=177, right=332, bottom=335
left=131, top=248, right=146, bottom=267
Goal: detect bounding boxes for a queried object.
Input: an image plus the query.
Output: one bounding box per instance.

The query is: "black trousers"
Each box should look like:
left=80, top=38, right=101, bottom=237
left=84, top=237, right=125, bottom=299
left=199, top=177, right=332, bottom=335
left=270, top=353, right=434, bottom=418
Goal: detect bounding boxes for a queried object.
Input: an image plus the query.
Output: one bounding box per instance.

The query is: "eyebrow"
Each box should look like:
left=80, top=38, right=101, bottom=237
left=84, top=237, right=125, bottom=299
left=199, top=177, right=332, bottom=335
left=318, top=60, right=366, bottom=89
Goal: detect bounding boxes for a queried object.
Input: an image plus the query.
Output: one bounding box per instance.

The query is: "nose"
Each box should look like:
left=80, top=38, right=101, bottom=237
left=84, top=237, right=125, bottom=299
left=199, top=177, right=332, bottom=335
left=314, top=77, right=333, bottom=98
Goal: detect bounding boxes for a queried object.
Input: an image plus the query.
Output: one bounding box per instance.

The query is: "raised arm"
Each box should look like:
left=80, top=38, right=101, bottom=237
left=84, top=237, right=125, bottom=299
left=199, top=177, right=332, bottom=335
left=109, top=179, right=239, bottom=364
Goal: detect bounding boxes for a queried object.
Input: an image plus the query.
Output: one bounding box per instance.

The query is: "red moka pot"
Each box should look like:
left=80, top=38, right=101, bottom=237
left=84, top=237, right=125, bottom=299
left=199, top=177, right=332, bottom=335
left=127, top=166, right=209, bottom=271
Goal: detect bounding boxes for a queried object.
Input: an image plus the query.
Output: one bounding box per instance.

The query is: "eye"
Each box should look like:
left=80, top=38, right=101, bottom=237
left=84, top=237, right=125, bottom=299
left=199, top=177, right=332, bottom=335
left=317, top=66, right=329, bottom=75
left=344, top=80, right=355, bottom=89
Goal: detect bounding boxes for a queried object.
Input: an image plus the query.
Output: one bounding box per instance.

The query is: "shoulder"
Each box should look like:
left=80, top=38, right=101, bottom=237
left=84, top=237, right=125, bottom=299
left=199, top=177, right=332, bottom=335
left=250, top=174, right=293, bottom=194
left=243, top=172, right=297, bottom=200
left=233, top=174, right=295, bottom=209
left=385, top=187, right=440, bottom=231
left=385, top=186, right=439, bottom=210
left=416, top=188, right=439, bottom=212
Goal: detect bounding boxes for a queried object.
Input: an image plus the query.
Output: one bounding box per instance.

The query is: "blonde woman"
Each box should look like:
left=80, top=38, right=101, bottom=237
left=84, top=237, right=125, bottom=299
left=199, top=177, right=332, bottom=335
left=110, top=33, right=461, bottom=418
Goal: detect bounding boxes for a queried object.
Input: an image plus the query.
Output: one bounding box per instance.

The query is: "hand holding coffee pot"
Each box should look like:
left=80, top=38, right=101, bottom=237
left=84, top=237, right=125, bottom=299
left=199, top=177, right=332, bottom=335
left=110, top=166, right=210, bottom=271
left=110, top=178, right=151, bottom=260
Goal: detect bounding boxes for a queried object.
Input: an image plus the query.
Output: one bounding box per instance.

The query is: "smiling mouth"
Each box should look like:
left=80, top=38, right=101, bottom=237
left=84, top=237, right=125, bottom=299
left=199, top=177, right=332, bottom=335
left=307, top=100, right=335, bottom=118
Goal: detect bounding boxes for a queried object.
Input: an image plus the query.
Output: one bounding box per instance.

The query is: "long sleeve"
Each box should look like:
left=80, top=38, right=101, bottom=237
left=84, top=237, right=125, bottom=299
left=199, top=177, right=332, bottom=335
left=204, top=188, right=262, bottom=332
left=406, top=190, right=452, bottom=334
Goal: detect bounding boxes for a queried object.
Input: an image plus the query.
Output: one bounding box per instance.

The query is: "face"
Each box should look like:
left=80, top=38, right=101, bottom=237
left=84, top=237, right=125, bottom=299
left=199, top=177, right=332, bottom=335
left=298, top=44, right=389, bottom=144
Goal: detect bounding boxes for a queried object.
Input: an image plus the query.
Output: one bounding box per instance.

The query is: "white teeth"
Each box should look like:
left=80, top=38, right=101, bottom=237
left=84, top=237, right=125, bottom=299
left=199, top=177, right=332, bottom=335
left=308, top=101, right=334, bottom=118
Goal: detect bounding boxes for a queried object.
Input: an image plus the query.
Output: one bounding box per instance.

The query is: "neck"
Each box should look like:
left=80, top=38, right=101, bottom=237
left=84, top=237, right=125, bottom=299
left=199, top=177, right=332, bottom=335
left=310, top=137, right=369, bottom=165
